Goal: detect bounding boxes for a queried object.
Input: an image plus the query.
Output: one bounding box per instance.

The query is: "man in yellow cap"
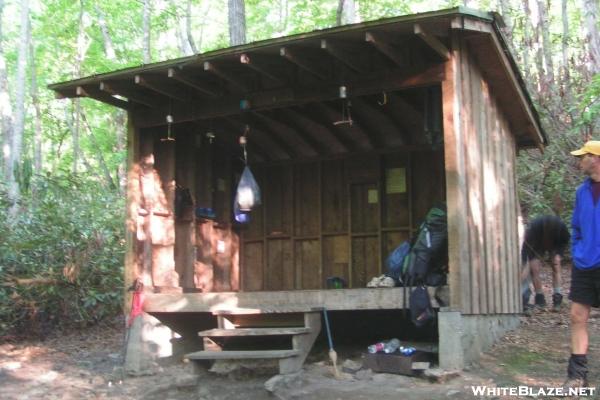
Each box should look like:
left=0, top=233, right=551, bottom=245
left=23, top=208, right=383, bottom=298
left=565, top=140, right=600, bottom=388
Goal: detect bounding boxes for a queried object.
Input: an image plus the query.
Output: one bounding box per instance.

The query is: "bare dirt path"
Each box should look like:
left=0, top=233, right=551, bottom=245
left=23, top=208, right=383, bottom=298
left=2, top=264, right=599, bottom=399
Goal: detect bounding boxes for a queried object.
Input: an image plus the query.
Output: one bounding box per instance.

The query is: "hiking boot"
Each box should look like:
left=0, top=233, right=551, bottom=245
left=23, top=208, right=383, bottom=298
left=523, top=303, right=534, bottom=317
left=534, top=293, right=546, bottom=308
left=552, top=293, right=563, bottom=312
left=562, top=376, right=589, bottom=398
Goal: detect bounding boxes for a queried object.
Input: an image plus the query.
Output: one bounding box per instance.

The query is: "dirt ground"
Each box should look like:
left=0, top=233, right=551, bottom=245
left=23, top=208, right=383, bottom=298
left=2, top=264, right=600, bottom=400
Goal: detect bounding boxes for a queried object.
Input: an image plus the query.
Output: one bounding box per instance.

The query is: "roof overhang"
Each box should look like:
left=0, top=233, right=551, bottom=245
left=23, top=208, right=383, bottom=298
left=48, top=7, right=546, bottom=151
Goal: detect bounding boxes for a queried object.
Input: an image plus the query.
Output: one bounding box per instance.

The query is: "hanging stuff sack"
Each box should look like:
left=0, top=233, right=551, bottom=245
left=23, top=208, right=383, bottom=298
left=409, top=285, right=435, bottom=327
left=235, top=166, right=261, bottom=212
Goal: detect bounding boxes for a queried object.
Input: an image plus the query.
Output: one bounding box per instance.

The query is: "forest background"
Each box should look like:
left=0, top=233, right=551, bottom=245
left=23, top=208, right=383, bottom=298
left=0, top=0, right=598, bottom=339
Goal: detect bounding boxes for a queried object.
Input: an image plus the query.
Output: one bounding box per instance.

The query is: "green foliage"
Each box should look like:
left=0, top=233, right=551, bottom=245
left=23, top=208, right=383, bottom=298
left=0, top=175, right=125, bottom=338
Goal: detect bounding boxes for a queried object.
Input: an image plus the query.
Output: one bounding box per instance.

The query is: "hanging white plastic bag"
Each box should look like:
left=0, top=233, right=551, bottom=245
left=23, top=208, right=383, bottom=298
left=236, top=166, right=261, bottom=211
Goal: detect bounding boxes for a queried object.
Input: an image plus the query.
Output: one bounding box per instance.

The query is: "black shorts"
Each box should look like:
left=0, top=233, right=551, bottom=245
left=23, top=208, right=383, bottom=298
left=521, top=243, right=567, bottom=263
left=569, top=267, right=600, bottom=307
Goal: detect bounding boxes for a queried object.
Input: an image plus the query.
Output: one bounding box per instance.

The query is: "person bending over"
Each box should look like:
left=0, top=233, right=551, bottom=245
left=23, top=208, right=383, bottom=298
left=521, top=215, right=569, bottom=312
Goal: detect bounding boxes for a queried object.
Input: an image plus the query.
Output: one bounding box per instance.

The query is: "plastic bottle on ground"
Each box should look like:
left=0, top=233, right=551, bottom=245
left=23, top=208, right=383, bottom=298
left=383, top=338, right=401, bottom=354
left=367, top=342, right=386, bottom=353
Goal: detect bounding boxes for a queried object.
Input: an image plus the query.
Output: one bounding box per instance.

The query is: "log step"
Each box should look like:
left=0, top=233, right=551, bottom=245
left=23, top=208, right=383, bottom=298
left=198, top=327, right=311, bottom=337
left=185, top=349, right=301, bottom=360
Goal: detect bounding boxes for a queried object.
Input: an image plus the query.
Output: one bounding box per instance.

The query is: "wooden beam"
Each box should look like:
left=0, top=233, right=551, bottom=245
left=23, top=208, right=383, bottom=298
left=274, top=109, right=333, bottom=155
left=365, top=31, right=406, bottom=67
left=167, top=68, right=222, bottom=97
left=320, top=39, right=368, bottom=73
left=280, top=46, right=328, bottom=80
left=99, top=81, right=162, bottom=109
left=314, top=101, right=375, bottom=150
left=221, top=117, right=291, bottom=160
left=239, top=114, right=299, bottom=159
left=142, top=287, right=443, bottom=313
left=75, top=85, right=132, bottom=110
left=135, top=74, right=188, bottom=103
left=135, top=63, right=445, bottom=128
left=306, top=102, right=361, bottom=152
left=281, top=107, right=349, bottom=153
left=252, top=111, right=320, bottom=157
left=240, top=53, right=286, bottom=85
left=351, top=96, right=409, bottom=146
left=204, top=61, right=249, bottom=91
left=414, top=24, right=450, bottom=60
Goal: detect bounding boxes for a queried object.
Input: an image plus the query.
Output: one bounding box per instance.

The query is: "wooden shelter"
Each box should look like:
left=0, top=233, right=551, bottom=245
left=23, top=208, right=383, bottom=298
left=50, top=7, right=546, bottom=373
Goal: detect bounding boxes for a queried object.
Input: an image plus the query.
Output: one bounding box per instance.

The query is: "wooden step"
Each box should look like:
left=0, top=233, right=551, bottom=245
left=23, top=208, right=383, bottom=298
left=198, top=327, right=311, bottom=337
left=185, top=349, right=301, bottom=360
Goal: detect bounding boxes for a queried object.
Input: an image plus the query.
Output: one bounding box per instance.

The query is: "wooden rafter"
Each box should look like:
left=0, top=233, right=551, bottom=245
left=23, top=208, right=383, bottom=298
left=221, top=117, right=291, bottom=161
left=280, top=107, right=348, bottom=154
left=75, top=85, right=132, bottom=110
left=313, top=101, right=375, bottom=150
left=243, top=114, right=299, bottom=159
left=252, top=111, right=319, bottom=157
left=273, top=109, right=332, bottom=155
left=352, top=96, right=409, bottom=145
left=414, top=24, right=449, bottom=60
left=99, top=81, right=161, bottom=108
left=135, top=74, right=188, bottom=103
left=304, top=103, right=360, bottom=152
left=167, top=68, right=222, bottom=97
left=135, top=63, right=445, bottom=127
left=280, top=47, right=328, bottom=80
left=365, top=31, right=406, bottom=67
left=204, top=61, right=249, bottom=92
left=240, top=53, right=286, bottom=85
left=320, top=39, right=367, bottom=73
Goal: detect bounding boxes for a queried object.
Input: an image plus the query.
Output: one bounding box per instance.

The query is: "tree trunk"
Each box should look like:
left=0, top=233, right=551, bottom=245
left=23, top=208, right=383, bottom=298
left=115, top=110, right=127, bottom=191
left=537, top=0, right=555, bottom=87
left=185, top=0, right=197, bottom=54
left=8, top=0, right=30, bottom=215
left=176, top=14, right=193, bottom=56
left=561, top=0, right=569, bottom=80
left=336, top=0, right=359, bottom=26
left=95, top=5, right=116, bottom=61
left=29, top=41, right=42, bottom=181
left=521, top=0, right=533, bottom=84
left=143, top=0, right=152, bottom=63
left=228, top=0, right=246, bottom=46
left=582, top=0, right=600, bottom=74
left=0, top=0, right=13, bottom=179
left=81, top=112, right=116, bottom=190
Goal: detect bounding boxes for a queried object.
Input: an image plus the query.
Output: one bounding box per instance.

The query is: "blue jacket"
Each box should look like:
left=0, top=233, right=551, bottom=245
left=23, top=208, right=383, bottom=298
left=572, top=178, right=600, bottom=269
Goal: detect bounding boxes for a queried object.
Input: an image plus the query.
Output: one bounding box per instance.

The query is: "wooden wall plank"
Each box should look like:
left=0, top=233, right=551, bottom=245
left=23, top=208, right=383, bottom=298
left=294, top=162, right=319, bottom=236
left=243, top=166, right=265, bottom=240
left=175, top=131, right=197, bottom=290
left=460, top=40, right=483, bottom=315
left=124, top=113, right=141, bottom=312
left=351, top=237, right=379, bottom=288
left=152, top=137, right=178, bottom=288
left=295, top=240, right=321, bottom=289
left=442, top=31, right=471, bottom=313
left=266, top=239, right=294, bottom=290
left=243, top=242, right=263, bottom=291
left=195, top=221, right=214, bottom=292
left=382, top=153, right=410, bottom=228
left=322, top=235, right=349, bottom=286
left=265, top=166, right=293, bottom=235
left=350, top=182, right=379, bottom=233
left=411, top=150, right=446, bottom=225
left=321, top=160, right=347, bottom=233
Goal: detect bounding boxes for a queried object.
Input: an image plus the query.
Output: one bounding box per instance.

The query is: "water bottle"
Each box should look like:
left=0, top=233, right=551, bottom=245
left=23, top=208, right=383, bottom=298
left=367, top=342, right=385, bottom=353
left=383, top=338, right=401, bottom=354
left=400, top=346, right=416, bottom=356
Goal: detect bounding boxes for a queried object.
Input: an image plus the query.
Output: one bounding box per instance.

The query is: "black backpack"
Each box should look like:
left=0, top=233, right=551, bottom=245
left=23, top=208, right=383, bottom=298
left=400, top=204, right=448, bottom=287
left=409, top=286, right=435, bottom=327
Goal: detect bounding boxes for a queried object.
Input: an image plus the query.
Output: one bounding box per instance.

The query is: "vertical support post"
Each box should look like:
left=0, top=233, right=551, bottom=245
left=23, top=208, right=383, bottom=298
left=124, top=111, right=141, bottom=314
left=441, top=31, right=469, bottom=312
